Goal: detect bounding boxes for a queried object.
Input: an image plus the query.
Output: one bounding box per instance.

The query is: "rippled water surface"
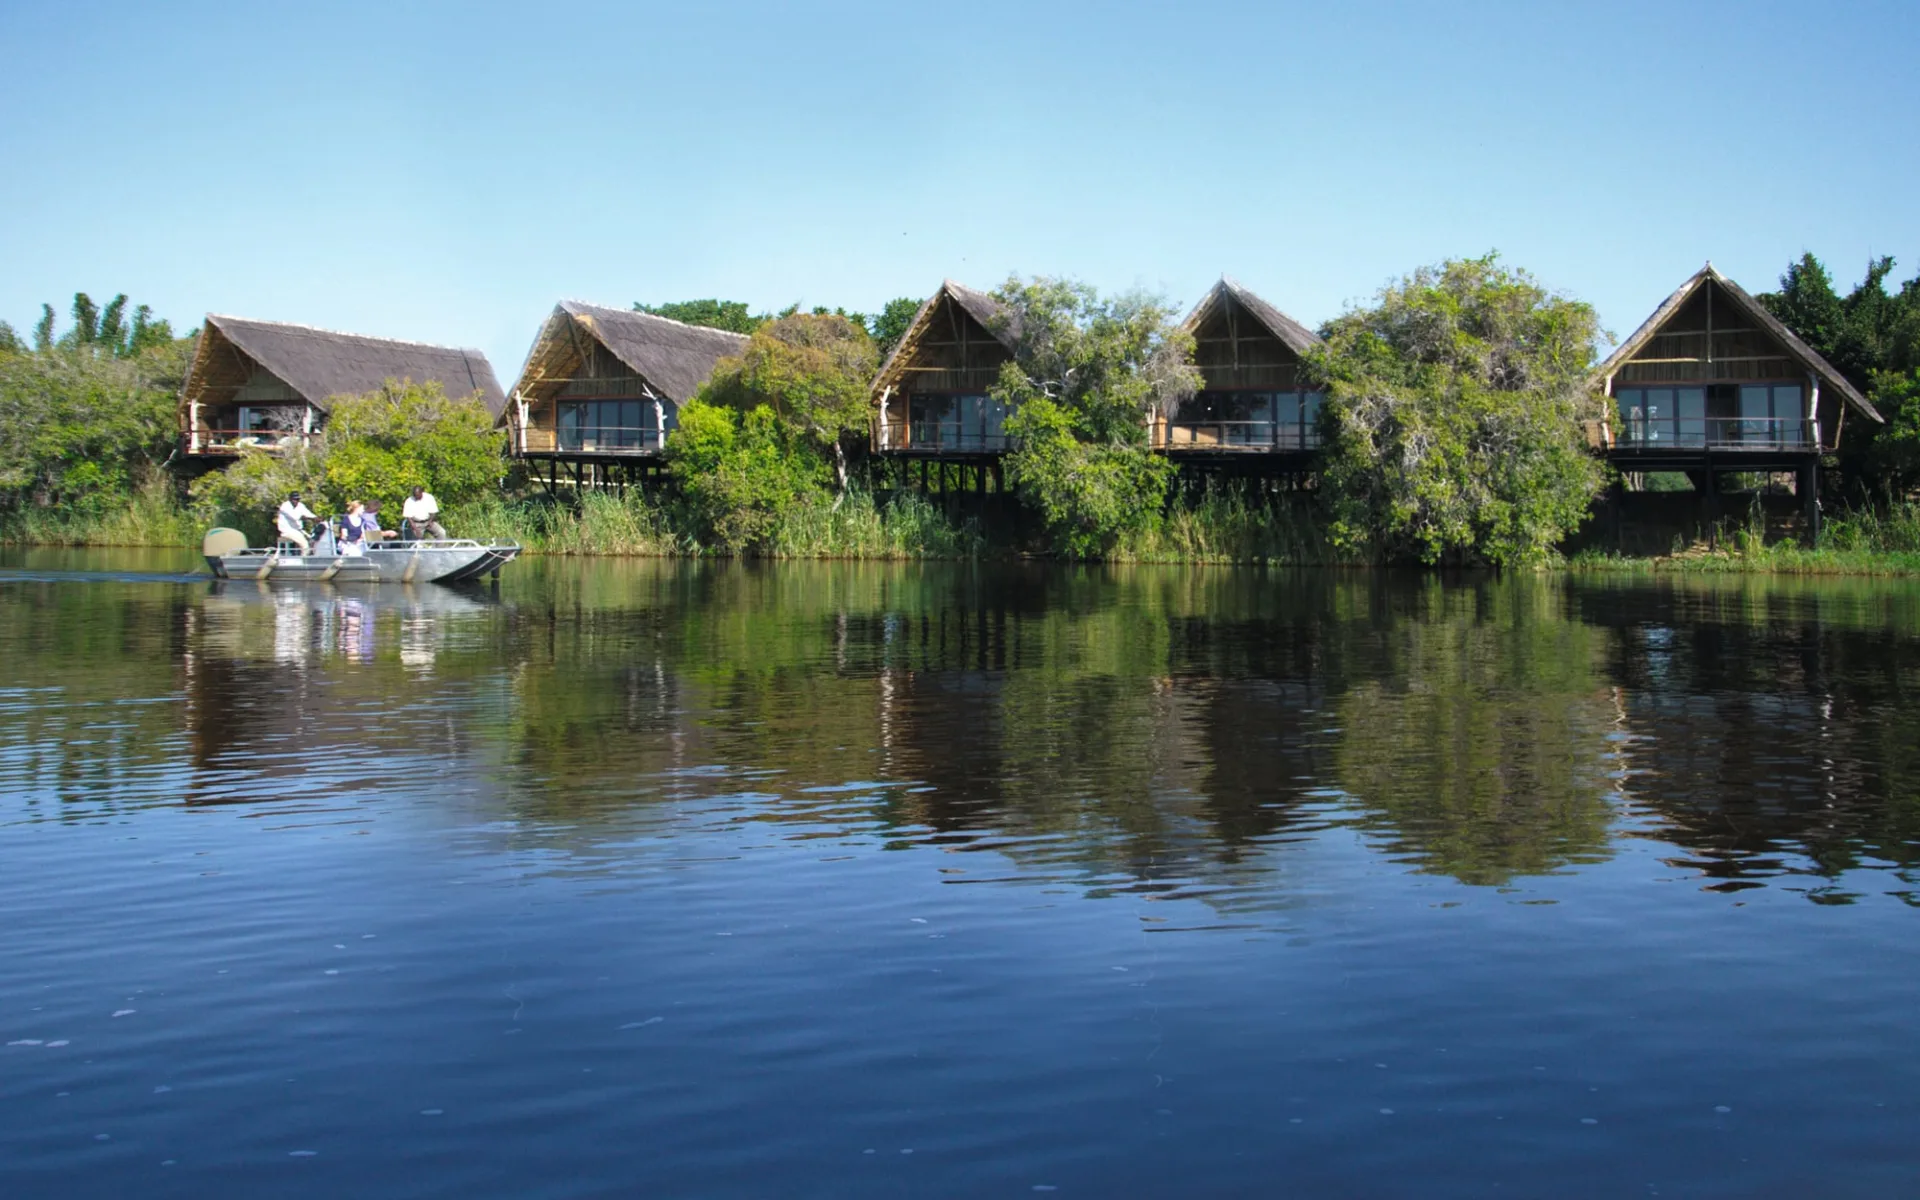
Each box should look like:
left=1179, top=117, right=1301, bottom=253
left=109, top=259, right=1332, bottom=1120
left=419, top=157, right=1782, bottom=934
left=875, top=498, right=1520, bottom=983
left=3, top=549, right=1919, bottom=1197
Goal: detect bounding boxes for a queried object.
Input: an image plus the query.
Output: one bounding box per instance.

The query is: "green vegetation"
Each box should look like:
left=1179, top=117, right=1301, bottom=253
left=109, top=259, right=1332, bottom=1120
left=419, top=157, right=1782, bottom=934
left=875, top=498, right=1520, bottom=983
left=1567, top=500, right=1920, bottom=576
left=187, top=379, right=503, bottom=540
left=635, top=295, right=929, bottom=354
left=993, top=277, right=1199, bottom=557
left=1313, top=254, right=1607, bottom=566
left=0, top=292, right=193, bottom=540
left=17, top=256, right=1920, bottom=571
left=633, top=298, right=764, bottom=334
left=1758, top=253, right=1920, bottom=501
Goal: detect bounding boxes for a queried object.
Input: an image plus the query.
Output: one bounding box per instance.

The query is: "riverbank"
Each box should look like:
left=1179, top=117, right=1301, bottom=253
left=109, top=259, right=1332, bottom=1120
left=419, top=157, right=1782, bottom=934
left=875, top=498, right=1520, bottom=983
left=0, top=485, right=1342, bottom=565
left=11, top=489, right=1920, bottom=574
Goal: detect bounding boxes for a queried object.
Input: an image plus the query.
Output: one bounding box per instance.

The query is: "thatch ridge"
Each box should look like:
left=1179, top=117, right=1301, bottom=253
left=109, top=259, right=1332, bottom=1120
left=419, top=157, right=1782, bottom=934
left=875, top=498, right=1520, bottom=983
left=1184, top=278, right=1323, bottom=356
left=1596, top=264, right=1881, bottom=423
left=194, top=314, right=507, bottom=417
left=872, top=280, right=1018, bottom=397
left=540, top=300, right=750, bottom=403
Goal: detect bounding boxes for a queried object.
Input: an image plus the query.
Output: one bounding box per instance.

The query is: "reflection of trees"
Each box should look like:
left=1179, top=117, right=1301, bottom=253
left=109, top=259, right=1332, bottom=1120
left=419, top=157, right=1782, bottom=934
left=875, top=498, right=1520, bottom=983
left=24, top=557, right=1920, bottom=906
left=1569, top=577, right=1920, bottom=892
left=0, top=584, right=190, bottom=821
left=1332, top=580, right=1618, bottom=886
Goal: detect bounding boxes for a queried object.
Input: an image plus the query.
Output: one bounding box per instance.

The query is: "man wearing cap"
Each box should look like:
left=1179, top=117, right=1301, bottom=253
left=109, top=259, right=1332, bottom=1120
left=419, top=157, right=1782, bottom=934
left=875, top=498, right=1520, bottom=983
left=275, top=491, right=319, bottom=553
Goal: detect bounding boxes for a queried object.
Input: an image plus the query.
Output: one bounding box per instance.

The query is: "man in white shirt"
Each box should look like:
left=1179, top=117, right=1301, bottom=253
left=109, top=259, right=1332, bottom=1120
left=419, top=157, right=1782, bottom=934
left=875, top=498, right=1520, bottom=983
left=275, top=491, right=318, bottom=553
left=402, top=486, right=446, bottom=540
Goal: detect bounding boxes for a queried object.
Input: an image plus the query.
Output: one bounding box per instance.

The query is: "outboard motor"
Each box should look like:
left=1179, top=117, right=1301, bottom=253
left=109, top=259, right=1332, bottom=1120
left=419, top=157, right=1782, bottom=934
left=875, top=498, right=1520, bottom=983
left=202, top=528, right=248, bottom=578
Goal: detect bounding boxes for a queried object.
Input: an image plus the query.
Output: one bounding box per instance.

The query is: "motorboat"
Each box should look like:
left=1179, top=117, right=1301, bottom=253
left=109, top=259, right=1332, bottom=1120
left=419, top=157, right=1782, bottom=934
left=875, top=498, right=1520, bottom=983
left=202, top=526, right=520, bottom=583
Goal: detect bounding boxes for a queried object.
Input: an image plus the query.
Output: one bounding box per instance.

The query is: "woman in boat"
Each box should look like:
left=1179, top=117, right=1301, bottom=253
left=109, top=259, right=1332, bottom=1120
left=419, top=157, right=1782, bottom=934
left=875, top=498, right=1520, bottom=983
left=338, top=500, right=372, bottom=556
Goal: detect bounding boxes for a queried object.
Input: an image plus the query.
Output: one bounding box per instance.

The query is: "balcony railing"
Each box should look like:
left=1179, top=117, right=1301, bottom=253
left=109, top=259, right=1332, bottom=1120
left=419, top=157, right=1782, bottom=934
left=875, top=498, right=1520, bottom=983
left=185, top=429, right=317, bottom=456
left=1163, top=421, right=1322, bottom=452
left=556, top=426, right=665, bottom=454
left=875, top=420, right=1013, bottom=453
left=1612, top=416, right=1818, bottom=452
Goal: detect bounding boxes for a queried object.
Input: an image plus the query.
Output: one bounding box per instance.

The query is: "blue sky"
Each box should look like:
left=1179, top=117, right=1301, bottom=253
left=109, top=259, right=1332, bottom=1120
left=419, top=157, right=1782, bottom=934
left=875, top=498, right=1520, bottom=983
left=1, top=0, right=1914, bottom=379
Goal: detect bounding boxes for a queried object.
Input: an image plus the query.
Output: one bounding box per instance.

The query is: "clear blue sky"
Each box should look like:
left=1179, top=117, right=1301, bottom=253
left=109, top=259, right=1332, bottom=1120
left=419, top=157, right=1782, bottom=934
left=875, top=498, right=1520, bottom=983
left=1, top=0, right=1914, bottom=379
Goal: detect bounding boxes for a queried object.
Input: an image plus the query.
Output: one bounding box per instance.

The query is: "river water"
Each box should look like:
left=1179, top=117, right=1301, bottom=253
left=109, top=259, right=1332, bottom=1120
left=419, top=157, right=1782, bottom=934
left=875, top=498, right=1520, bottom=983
left=2, top=549, right=1917, bottom=1197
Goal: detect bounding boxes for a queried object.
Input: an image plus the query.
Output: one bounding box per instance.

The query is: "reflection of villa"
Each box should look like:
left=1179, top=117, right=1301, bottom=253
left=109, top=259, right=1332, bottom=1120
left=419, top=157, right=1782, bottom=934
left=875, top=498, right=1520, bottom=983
left=1595, top=264, right=1881, bottom=482
left=1158, top=278, right=1325, bottom=463
left=178, top=315, right=505, bottom=462
left=505, top=301, right=748, bottom=492
left=870, top=281, right=1019, bottom=459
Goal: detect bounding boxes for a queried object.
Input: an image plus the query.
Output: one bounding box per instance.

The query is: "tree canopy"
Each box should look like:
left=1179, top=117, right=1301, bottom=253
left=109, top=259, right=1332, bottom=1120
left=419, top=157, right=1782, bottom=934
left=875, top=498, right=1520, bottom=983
left=990, top=277, right=1200, bottom=556
left=0, top=293, right=192, bottom=515
left=867, top=297, right=922, bottom=360
left=1311, top=254, right=1606, bottom=566
left=190, top=379, right=503, bottom=525
left=1759, top=253, right=1920, bottom=499
left=634, top=299, right=766, bottom=334
left=701, top=312, right=877, bottom=491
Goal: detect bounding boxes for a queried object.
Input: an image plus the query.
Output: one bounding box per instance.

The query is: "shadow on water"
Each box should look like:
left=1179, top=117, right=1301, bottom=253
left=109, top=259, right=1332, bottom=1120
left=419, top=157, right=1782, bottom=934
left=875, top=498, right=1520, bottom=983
left=3, top=549, right=1920, bottom=904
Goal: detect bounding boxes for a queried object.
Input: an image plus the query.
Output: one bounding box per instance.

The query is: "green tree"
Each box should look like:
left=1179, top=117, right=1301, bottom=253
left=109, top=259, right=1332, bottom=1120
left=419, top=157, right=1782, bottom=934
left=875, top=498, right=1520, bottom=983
left=190, top=379, right=502, bottom=527
left=0, top=323, right=22, bottom=358
left=702, top=312, right=877, bottom=493
left=666, top=399, right=826, bottom=553
left=0, top=328, right=192, bottom=514
left=32, top=305, right=55, bottom=353
left=634, top=299, right=765, bottom=334
left=320, top=379, right=504, bottom=509
left=1760, top=254, right=1920, bottom=500
left=990, top=277, right=1200, bottom=557
left=867, top=297, right=922, bottom=359
left=1311, top=254, right=1606, bottom=566
left=67, top=293, right=100, bottom=348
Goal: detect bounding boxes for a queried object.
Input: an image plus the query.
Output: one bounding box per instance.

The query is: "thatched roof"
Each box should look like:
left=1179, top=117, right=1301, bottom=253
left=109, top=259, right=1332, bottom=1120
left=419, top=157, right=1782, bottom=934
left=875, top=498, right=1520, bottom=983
left=183, top=315, right=506, bottom=416
left=872, top=280, right=1019, bottom=396
left=1182, top=277, right=1322, bottom=355
left=1597, top=264, right=1881, bottom=423
left=509, top=301, right=750, bottom=413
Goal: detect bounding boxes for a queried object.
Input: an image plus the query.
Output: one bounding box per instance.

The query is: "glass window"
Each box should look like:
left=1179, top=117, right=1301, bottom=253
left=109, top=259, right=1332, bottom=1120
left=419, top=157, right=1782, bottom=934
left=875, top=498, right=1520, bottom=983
left=1676, top=388, right=1705, bottom=446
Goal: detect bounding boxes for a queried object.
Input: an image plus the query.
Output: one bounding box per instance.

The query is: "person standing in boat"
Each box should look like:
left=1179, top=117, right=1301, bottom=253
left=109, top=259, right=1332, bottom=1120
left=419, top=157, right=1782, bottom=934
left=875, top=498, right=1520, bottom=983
left=275, top=491, right=318, bottom=553
left=402, top=485, right=446, bottom=541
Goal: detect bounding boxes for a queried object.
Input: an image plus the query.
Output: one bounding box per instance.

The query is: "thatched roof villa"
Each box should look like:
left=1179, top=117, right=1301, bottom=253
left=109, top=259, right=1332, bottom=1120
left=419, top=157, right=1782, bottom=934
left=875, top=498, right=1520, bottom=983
left=1161, top=278, right=1325, bottom=457
left=178, top=315, right=504, bottom=459
left=504, top=301, right=748, bottom=464
left=869, top=281, right=1020, bottom=457
left=1596, top=263, right=1881, bottom=468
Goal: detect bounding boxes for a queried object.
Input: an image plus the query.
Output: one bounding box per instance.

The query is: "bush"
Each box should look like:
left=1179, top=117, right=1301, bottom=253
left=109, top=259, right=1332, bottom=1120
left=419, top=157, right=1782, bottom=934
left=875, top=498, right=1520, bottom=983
left=1314, top=254, right=1607, bottom=566
left=667, top=400, right=831, bottom=553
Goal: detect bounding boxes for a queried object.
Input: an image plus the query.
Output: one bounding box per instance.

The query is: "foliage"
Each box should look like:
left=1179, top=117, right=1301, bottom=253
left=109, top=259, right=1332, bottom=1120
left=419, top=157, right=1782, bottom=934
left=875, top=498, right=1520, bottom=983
left=0, top=298, right=192, bottom=517
left=187, top=443, right=326, bottom=533
left=665, top=399, right=829, bottom=553
left=702, top=313, right=877, bottom=491
left=1115, top=479, right=1341, bottom=564
left=989, top=277, right=1199, bottom=556
left=867, top=297, right=923, bottom=359
left=634, top=298, right=766, bottom=334
left=1758, top=253, right=1920, bottom=500
left=52, top=291, right=176, bottom=358
left=1311, top=254, right=1606, bottom=566
left=320, top=379, right=504, bottom=508
left=188, top=379, right=501, bottom=525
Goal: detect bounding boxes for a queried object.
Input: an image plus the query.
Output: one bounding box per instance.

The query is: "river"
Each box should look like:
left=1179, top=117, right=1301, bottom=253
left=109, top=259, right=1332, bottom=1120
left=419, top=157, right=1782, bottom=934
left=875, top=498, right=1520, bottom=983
left=2, top=549, right=1917, bottom=1197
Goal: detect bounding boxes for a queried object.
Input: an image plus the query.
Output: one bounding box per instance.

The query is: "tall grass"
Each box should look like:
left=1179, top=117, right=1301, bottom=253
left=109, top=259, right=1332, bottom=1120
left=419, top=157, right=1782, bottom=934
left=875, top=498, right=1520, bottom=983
left=0, top=481, right=199, bottom=547
left=1117, top=484, right=1342, bottom=564
left=766, top=490, right=982, bottom=559
left=1565, top=500, right=1920, bottom=576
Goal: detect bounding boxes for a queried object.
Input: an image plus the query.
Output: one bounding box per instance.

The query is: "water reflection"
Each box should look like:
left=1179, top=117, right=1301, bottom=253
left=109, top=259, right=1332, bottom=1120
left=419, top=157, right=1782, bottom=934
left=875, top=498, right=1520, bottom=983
left=2, top=558, right=1919, bottom=902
